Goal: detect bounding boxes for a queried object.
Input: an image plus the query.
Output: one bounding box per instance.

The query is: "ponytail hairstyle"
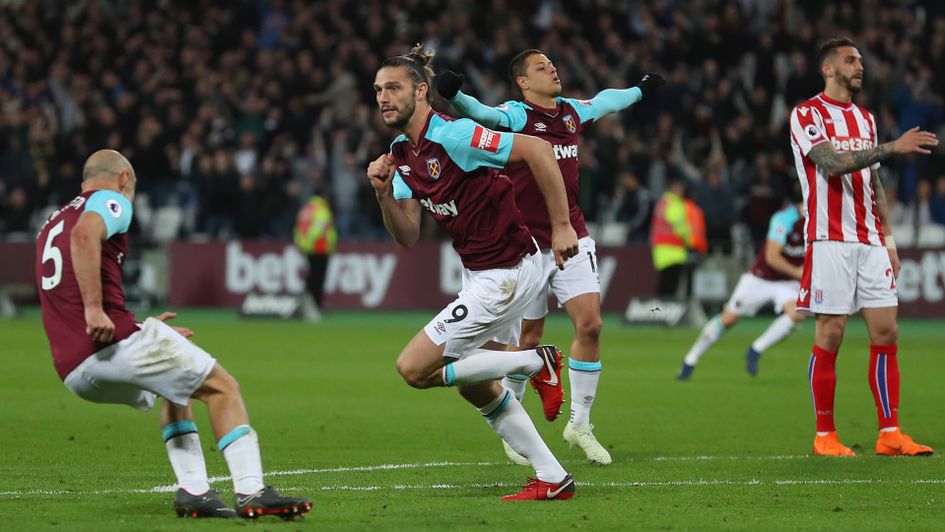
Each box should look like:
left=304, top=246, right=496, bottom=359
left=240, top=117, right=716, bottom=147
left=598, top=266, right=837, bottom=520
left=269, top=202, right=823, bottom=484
left=381, top=43, right=435, bottom=101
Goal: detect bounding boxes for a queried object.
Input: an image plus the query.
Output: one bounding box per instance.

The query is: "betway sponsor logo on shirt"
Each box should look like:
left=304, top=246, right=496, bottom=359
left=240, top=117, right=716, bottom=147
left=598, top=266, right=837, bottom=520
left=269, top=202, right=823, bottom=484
left=553, top=144, right=578, bottom=160
left=420, top=198, right=458, bottom=217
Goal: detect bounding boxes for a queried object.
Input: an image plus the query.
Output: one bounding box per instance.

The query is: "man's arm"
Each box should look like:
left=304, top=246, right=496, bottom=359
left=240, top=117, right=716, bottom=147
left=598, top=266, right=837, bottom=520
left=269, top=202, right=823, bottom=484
left=437, top=70, right=523, bottom=130
left=807, top=126, right=938, bottom=176
left=764, top=240, right=803, bottom=280
left=507, top=133, right=578, bottom=266
left=366, top=154, right=422, bottom=247
left=70, top=212, right=115, bottom=343
left=448, top=91, right=507, bottom=130
left=871, top=168, right=901, bottom=277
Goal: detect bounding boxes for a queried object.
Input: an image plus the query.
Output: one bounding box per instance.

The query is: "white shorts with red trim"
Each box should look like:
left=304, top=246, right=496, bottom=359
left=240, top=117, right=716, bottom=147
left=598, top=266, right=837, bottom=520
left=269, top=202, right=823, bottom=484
left=724, top=272, right=800, bottom=317
left=796, top=240, right=898, bottom=315
left=424, top=250, right=544, bottom=358
left=63, top=318, right=216, bottom=411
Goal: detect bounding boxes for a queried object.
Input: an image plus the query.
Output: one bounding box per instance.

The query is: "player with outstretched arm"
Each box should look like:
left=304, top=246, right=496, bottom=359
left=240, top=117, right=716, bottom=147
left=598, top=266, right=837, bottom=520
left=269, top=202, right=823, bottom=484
left=436, top=49, right=664, bottom=464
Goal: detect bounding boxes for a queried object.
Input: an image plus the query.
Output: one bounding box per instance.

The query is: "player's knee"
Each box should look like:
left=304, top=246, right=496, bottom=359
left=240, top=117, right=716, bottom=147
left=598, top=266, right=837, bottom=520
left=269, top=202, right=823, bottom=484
left=873, top=322, right=899, bottom=344
left=575, top=317, right=603, bottom=344
left=819, top=326, right=845, bottom=351
left=395, top=357, right=429, bottom=389
left=194, top=364, right=241, bottom=400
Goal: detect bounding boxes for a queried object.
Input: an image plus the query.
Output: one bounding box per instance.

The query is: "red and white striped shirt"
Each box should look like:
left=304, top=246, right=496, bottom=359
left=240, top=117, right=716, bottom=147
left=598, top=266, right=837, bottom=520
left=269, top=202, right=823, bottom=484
left=790, top=92, right=885, bottom=246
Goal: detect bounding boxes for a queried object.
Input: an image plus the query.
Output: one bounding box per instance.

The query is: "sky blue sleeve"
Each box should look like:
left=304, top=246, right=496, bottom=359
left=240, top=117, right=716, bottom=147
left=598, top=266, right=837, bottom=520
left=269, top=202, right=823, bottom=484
left=766, top=209, right=797, bottom=245
left=562, top=87, right=642, bottom=124
left=435, top=118, right=514, bottom=172
left=84, top=190, right=133, bottom=238
left=449, top=92, right=527, bottom=132
left=392, top=170, right=413, bottom=200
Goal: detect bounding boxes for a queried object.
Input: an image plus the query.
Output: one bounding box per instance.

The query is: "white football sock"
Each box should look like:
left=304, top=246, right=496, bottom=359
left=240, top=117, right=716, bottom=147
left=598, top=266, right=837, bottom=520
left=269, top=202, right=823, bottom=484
left=218, top=425, right=265, bottom=495
left=684, top=315, right=725, bottom=366
left=443, top=349, right=542, bottom=386
left=568, top=359, right=602, bottom=426
left=480, top=388, right=567, bottom=483
left=162, top=421, right=210, bottom=495
left=751, top=313, right=797, bottom=353
left=502, top=374, right=529, bottom=402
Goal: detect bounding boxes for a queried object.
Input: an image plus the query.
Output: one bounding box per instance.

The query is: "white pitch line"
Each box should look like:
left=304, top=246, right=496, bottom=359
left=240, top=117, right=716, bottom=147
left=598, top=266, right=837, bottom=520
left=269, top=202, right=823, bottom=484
left=4, top=457, right=944, bottom=498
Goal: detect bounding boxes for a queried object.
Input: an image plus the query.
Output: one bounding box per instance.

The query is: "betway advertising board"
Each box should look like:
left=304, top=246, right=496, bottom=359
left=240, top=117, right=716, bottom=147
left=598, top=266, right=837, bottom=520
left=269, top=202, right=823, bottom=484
left=169, top=241, right=641, bottom=311
left=166, top=241, right=945, bottom=316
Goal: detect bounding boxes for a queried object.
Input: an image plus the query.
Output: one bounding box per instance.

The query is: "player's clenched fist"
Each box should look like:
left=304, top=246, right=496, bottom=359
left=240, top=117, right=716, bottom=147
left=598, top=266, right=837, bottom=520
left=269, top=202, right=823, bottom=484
left=84, top=307, right=115, bottom=343
left=367, top=154, right=396, bottom=196
left=551, top=223, right=580, bottom=270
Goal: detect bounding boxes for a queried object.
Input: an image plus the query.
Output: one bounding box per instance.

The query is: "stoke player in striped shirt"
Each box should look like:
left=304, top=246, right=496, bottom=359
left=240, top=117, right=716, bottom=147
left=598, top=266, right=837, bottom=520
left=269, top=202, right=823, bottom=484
left=789, top=37, right=938, bottom=457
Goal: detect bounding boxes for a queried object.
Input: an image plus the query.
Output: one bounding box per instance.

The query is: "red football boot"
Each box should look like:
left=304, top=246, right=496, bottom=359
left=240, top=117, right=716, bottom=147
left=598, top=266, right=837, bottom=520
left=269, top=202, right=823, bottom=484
left=530, top=345, right=564, bottom=421
left=500, top=475, right=575, bottom=501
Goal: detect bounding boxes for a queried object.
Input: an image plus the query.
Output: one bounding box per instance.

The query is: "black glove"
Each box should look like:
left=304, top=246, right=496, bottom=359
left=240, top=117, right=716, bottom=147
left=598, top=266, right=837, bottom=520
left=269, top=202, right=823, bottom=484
left=636, top=72, right=666, bottom=98
left=435, top=70, right=465, bottom=100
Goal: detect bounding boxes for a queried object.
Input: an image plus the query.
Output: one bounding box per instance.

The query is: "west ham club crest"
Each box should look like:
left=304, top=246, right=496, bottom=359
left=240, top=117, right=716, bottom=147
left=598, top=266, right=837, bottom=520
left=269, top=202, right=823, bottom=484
left=563, top=114, right=576, bottom=133
left=426, top=158, right=441, bottom=180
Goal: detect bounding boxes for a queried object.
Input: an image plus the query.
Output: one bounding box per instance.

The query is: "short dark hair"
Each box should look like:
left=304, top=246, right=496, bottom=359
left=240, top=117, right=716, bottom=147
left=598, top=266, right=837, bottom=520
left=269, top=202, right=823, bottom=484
left=507, top=49, right=543, bottom=87
left=816, top=37, right=857, bottom=68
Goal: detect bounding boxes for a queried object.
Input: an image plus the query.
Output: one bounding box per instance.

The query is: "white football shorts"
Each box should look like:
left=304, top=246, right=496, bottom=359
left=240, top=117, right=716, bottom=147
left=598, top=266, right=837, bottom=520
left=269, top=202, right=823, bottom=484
left=797, top=240, right=898, bottom=315
left=724, top=272, right=800, bottom=316
left=523, top=236, right=601, bottom=320
left=424, top=250, right=544, bottom=358
left=63, top=317, right=216, bottom=410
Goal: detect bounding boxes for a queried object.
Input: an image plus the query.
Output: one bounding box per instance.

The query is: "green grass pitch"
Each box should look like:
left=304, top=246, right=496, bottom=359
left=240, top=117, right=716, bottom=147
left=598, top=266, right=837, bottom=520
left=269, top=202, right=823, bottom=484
left=2, top=308, right=944, bottom=530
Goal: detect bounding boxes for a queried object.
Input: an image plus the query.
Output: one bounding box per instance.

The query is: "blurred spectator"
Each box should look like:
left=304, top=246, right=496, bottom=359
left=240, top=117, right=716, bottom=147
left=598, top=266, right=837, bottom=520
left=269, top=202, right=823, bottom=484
left=0, top=0, right=943, bottom=250
left=614, top=170, right=653, bottom=243
left=694, top=163, right=736, bottom=254
left=904, top=179, right=934, bottom=229
left=931, top=176, right=945, bottom=225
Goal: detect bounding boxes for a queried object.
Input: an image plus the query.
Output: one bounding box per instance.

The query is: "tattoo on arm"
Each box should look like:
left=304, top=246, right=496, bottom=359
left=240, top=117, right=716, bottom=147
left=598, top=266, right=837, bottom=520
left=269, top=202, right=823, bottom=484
left=808, top=142, right=893, bottom=176
left=870, top=169, right=890, bottom=228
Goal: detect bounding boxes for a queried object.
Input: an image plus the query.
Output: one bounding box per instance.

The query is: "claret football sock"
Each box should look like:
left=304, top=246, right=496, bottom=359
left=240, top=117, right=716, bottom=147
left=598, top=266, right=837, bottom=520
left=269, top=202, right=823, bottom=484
left=567, top=359, right=601, bottom=426
left=443, top=349, right=542, bottom=386
left=809, top=345, right=838, bottom=433
left=218, top=425, right=264, bottom=495
left=479, top=388, right=568, bottom=483
left=162, top=420, right=210, bottom=495
left=868, top=344, right=900, bottom=430
left=502, top=374, right=529, bottom=402
left=683, top=315, right=725, bottom=366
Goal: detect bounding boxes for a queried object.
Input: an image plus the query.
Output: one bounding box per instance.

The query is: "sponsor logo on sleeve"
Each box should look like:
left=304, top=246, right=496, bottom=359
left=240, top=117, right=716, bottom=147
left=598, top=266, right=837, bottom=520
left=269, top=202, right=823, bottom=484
left=471, top=125, right=501, bottom=153
left=105, top=199, right=123, bottom=218
left=577, top=99, right=592, bottom=106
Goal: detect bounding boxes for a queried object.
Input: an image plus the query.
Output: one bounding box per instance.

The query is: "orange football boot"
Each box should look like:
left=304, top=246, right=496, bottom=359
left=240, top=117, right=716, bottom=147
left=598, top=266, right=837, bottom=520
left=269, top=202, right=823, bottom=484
left=876, top=429, right=934, bottom=456
left=813, top=432, right=856, bottom=457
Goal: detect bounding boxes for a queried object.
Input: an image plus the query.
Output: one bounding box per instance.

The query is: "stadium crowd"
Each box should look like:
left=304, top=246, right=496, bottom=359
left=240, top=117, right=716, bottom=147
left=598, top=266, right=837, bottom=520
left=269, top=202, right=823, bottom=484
left=2, top=0, right=945, bottom=251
